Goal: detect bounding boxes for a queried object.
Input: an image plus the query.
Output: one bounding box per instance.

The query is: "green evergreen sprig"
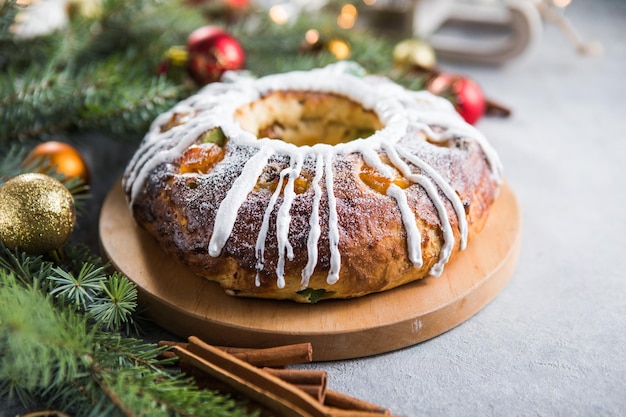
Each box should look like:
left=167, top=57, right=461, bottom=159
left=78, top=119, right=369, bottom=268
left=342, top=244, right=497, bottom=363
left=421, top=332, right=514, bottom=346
left=0, top=243, right=138, bottom=334
left=90, top=273, right=139, bottom=332
left=0, top=270, right=94, bottom=405
left=0, top=268, right=255, bottom=416
left=0, top=0, right=204, bottom=143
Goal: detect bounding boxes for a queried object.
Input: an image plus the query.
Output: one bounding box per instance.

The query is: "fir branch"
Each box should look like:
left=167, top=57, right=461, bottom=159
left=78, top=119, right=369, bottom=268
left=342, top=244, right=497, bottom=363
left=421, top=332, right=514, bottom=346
left=93, top=334, right=167, bottom=372
left=0, top=54, right=184, bottom=142
left=61, top=243, right=107, bottom=275
left=48, top=264, right=108, bottom=310
left=75, top=60, right=183, bottom=137
left=0, top=0, right=205, bottom=143
left=0, top=242, right=139, bottom=334
left=89, top=273, right=138, bottom=333
left=0, top=0, right=19, bottom=42
left=0, top=272, right=93, bottom=400
left=0, top=243, right=52, bottom=289
left=0, top=276, right=256, bottom=416
left=96, top=367, right=256, bottom=417
left=0, top=143, right=30, bottom=182
left=44, top=259, right=142, bottom=334
left=0, top=63, right=81, bottom=142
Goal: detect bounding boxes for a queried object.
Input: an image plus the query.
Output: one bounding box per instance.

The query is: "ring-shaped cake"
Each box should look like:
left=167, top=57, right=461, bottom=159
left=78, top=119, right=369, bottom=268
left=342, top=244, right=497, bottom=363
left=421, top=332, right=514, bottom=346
left=123, top=63, right=502, bottom=303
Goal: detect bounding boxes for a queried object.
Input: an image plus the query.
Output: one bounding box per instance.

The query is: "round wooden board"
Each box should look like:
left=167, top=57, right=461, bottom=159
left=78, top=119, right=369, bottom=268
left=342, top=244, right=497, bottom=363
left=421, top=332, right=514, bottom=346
left=100, top=181, right=521, bottom=361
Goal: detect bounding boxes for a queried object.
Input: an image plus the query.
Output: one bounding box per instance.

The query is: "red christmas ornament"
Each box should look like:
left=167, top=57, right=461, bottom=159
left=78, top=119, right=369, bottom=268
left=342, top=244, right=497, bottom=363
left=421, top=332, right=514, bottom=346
left=225, top=0, right=248, bottom=8
left=185, top=0, right=248, bottom=7
left=186, top=25, right=245, bottom=86
left=427, top=73, right=486, bottom=125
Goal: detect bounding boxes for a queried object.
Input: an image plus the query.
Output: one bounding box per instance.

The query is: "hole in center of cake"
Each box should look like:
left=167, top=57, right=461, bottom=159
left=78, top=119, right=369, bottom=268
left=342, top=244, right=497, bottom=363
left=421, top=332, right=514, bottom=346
left=234, top=91, right=384, bottom=147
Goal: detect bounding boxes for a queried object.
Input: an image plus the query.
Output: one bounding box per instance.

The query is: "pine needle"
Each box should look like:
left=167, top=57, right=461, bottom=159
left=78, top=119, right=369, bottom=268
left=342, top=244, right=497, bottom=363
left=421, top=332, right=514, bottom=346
left=89, top=273, right=138, bottom=333
left=48, top=264, right=107, bottom=310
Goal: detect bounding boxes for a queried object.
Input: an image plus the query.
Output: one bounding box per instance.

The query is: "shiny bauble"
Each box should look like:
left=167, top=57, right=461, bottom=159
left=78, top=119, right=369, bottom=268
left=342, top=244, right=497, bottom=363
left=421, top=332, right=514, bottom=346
left=25, top=141, right=90, bottom=185
left=66, top=0, right=103, bottom=20
left=186, top=25, right=246, bottom=85
left=427, top=73, right=486, bottom=125
left=392, top=39, right=437, bottom=69
left=0, top=173, right=76, bottom=254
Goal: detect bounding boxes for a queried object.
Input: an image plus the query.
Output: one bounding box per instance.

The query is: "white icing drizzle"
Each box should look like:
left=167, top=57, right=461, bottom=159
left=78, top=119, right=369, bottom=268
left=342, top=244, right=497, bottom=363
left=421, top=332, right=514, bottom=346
left=386, top=184, right=423, bottom=267
left=403, top=92, right=503, bottom=181
left=323, top=148, right=342, bottom=285
left=395, top=145, right=469, bottom=250
left=208, top=147, right=272, bottom=257
left=275, top=154, right=304, bottom=288
left=301, top=153, right=325, bottom=289
left=360, top=146, right=395, bottom=178
left=127, top=117, right=212, bottom=204
left=383, top=143, right=455, bottom=277
left=123, top=63, right=502, bottom=290
left=254, top=162, right=287, bottom=283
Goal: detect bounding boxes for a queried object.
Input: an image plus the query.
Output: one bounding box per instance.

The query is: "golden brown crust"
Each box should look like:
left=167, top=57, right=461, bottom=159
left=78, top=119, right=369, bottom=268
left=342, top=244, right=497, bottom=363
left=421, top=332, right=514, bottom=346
left=124, top=70, right=501, bottom=303
left=129, top=122, right=498, bottom=302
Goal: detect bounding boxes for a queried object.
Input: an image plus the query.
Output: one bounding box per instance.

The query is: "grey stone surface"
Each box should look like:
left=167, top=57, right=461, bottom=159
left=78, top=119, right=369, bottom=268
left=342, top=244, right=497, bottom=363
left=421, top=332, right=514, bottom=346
left=3, top=1, right=626, bottom=416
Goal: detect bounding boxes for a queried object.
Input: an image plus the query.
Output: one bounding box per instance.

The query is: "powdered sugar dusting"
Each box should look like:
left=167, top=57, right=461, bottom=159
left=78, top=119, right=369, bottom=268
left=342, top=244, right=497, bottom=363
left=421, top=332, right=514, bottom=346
left=123, top=62, right=502, bottom=288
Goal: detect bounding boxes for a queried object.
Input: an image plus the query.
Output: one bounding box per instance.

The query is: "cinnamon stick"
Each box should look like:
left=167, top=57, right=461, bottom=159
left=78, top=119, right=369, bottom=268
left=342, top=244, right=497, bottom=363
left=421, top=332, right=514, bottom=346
left=167, top=337, right=397, bottom=416
left=262, top=368, right=327, bottom=403
left=326, top=409, right=399, bottom=417
left=157, top=340, right=189, bottom=361
left=262, top=368, right=327, bottom=387
left=188, top=364, right=327, bottom=403
left=324, top=389, right=390, bottom=415
left=294, top=384, right=327, bottom=404
left=158, top=340, right=189, bottom=349
left=160, top=339, right=313, bottom=367
left=485, top=98, right=512, bottom=118
left=177, top=336, right=328, bottom=417
left=228, top=343, right=313, bottom=367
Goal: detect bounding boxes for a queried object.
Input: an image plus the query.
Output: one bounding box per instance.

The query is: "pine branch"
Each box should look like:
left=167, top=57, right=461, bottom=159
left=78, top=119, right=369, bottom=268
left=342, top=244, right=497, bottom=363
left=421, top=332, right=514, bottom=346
left=97, top=367, right=256, bottom=417
left=74, top=59, right=183, bottom=137
left=0, top=241, right=138, bottom=334
left=0, top=272, right=93, bottom=398
left=0, top=144, right=27, bottom=181
left=0, top=0, right=204, bottom=144
left=48, top=264, right=108, bottom=310
left=0, top=0, right=19, bottom=42
left=88, top=273, right=138, bottom=333
left=0, top=244, right=52, bottom=289
left=0, top=267, right=256, bottom=416
left=0, top=63, right=79, bottom=142
left=0, top=59, right=180, bottom=142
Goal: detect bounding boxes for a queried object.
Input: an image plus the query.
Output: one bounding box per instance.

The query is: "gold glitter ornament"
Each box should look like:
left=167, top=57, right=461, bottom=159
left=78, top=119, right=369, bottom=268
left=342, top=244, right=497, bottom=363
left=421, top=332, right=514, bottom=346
left=0, top=173, right=76, bottom=254
left=393, top=39, right=437, bottom=69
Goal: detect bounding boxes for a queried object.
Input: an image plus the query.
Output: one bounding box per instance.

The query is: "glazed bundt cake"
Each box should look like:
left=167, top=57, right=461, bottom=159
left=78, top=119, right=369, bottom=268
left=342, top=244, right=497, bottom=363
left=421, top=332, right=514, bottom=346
left=123, top=63, right=502, bottom=303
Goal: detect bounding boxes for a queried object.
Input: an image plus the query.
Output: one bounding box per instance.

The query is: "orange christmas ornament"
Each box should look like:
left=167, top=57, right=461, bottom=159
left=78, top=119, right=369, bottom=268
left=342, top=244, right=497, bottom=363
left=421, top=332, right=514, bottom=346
left=25, top=141, right=90, bottom=185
